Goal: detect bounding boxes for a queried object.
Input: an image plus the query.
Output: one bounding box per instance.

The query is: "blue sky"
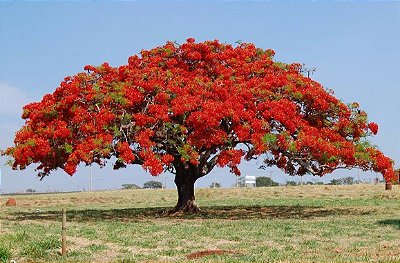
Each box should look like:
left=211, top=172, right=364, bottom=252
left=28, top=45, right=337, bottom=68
left=0, top=2, right=399, bottom=193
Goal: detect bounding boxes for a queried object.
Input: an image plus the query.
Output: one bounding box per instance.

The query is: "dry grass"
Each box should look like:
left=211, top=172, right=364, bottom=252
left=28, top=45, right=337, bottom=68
left=1, top=184, right=399, bottom=262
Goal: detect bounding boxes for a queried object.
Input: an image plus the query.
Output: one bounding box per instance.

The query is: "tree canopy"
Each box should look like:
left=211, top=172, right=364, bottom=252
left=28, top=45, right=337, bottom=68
left=4, top=39, right=395, bottom=211
left=256, top=177, right=279, bottom=187
left=143, top=180, right=163, bottom=189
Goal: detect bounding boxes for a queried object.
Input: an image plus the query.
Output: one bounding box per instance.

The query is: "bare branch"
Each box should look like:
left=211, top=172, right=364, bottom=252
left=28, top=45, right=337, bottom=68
left=202, top=154, right=219, bottom=176
left=166, top=165, right=176, bottom=175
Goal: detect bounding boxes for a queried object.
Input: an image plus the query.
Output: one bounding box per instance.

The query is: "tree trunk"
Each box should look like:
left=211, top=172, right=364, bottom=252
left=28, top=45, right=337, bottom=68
left=170, top=165, right=200, bottom=213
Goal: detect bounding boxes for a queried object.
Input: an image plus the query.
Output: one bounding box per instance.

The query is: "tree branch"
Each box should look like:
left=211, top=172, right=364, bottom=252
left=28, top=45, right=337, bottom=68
left=201, top=154, right=219, bottom=176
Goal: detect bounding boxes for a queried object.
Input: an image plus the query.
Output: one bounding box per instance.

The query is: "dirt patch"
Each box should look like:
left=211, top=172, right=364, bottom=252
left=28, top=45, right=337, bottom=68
left=186, top=249, right=242, bottom=259
left=6, top=198, right=17, bottom=206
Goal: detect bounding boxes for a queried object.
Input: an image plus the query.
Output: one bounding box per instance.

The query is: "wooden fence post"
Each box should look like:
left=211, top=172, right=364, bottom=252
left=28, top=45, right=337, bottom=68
left=62, top=208, right=67, bottom=256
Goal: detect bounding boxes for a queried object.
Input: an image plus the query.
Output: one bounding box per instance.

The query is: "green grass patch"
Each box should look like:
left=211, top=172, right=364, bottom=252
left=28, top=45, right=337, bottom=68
left=0, top=245, right=11, bottom=263
left=0, top=184, right=399, bottom=262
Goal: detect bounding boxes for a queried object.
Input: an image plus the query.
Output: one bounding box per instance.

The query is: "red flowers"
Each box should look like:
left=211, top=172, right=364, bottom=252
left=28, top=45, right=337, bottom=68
left=4, top=39, right=395, bottom=183
left=368, top=122, right=379, bottom=135
left=217, top=149, right=244, bottom=175
left=117, top=142, right=135, bottom=164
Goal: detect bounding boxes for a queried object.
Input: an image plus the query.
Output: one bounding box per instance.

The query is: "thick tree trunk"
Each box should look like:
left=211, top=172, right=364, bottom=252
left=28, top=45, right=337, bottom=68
left=170, top=165, right=201, bottom=213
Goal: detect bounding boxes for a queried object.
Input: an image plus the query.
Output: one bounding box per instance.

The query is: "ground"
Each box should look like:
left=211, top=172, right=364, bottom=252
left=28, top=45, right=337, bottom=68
left=0, top=184, right=399, bottom=262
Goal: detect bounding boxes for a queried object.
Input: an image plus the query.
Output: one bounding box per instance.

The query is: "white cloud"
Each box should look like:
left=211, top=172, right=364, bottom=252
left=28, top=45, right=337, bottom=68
left=0, top=82, right=30, bottom=117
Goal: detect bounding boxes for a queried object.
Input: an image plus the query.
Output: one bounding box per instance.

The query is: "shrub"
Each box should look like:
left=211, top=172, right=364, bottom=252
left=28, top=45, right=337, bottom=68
left=143, top=180, right=163, bottom=189
left=256, top=177, right=279, bottom=187
left=0, top=245, right=11, bottom=263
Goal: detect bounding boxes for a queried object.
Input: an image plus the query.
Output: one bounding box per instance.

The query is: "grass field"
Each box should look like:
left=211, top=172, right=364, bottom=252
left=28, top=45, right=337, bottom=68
left=1, top=184, right=399, bottom=262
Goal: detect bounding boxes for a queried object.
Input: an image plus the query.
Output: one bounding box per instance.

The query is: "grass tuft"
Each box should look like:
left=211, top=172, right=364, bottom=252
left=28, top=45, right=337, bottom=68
left=0, top=245, right=11, bottom=263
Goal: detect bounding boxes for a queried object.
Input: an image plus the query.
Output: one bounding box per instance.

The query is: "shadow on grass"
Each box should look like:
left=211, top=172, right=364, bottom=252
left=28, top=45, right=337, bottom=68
left=377, top=219, right=400, bottom=230
left=9, top=205, right=373, bottom=222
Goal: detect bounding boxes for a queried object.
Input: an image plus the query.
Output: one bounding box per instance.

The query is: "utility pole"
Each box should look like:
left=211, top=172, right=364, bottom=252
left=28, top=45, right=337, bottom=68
left=162, top=174, right=167, bottom=189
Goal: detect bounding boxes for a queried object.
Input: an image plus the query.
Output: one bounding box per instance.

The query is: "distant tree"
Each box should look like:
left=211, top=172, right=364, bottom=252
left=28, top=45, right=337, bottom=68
left=329, top=179, right=342, bottom=185
left=4, top=39, right=395, bottom=213
left=305, top=181, right=314, bottom=185
left=122, top=184, right=141, bottom=190
left=286, top=180, right=298, bottom=186
left=209, top=182, right=221, bottom=188
left=256, top=177, right=279, bottom=187
left=26, top=188, right=36, bottom=193
left=341, top=176, right=354, bottom=185
left=143, top=180, right=163, bottom=189
left=315, top=182, right=324, bottom=185
left=237, top=177, right=246, bottom=187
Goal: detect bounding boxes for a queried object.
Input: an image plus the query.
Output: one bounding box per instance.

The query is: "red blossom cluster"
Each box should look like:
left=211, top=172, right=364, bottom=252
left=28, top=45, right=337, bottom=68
left=5, top=39, right=395, bottom=182
left=368, top=122, right=379, bottom=135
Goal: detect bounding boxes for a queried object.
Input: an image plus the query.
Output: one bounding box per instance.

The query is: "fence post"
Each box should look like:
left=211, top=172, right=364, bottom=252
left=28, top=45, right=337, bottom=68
left=62, top=208, right=67, bottom=256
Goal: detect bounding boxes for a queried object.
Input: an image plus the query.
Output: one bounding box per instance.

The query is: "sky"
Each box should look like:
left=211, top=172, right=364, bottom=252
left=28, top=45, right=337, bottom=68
left=0, top=2, right=399, bottom=193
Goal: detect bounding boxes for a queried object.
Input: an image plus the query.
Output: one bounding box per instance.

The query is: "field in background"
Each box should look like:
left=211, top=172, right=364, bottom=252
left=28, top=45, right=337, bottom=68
left=1, top=184, right=399, bottom=262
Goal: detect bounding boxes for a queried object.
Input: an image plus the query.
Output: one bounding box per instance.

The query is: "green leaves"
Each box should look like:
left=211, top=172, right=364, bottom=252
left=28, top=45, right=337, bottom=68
left=109, top=91, right=127, bottom=105
left=354, top=140, right=374, bottom=162
left=177, top=144, right=191, bottom=161
left=111, top=125, right=121, bottom=137
left=63, top=143, right=73, bottom=154
left=26, top=139, right=36, bottom=147
left=263, top=134, right=277, bottom=147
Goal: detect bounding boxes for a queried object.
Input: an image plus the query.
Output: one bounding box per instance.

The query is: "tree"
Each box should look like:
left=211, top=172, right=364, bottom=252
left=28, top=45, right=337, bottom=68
left=286, top=180, right=298, bottom=186
left=329, top=179, right=342, bottom=185
left=122, top=183, right=141, bottom=190
left=256, top=176, right=279, bottom=187
left=209, top=182, right=221, bottom=188
left=4, top=39, right=395, bottom=213
left=237, top=176, right=246, bottom=187
left=341, top=176, right=354, bottom=185
left=143, top=180, right=162, bottom=189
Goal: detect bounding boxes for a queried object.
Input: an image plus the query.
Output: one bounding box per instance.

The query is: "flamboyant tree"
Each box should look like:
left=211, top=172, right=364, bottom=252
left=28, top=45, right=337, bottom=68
left=5, top=39, right=395, bottom=212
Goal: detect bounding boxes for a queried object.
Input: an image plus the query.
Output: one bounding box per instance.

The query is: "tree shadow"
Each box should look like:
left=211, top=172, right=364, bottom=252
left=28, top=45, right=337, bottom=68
left=8, top=205, right=374, bottom=223
left=377, top=219, right=400, bottom=230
